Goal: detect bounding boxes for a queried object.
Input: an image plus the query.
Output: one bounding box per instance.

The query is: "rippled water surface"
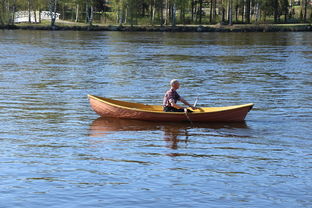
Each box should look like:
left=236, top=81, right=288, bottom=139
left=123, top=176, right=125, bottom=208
left=0, top=31, right=311, bottom=207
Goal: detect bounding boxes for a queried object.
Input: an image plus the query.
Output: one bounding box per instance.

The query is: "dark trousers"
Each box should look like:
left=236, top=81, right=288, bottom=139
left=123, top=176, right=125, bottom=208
left=163, top=106, right=192, bottom=113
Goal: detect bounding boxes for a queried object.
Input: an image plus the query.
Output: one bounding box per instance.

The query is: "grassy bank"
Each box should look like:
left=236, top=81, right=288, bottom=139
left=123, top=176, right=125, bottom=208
left=1, top=21, right=312, bottom=32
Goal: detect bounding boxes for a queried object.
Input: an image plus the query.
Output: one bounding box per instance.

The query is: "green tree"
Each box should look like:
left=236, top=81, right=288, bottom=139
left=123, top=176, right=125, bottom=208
left=49, top=0, right=58, bottom=27
left=0, top=0, right=10, bottom=25
left=228, top=0, right=233, bottom=24
left=245, top=0, right=251, bottom=23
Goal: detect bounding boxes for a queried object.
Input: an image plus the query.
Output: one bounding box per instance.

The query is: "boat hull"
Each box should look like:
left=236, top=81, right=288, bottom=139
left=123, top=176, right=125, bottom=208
left=88, top=95, right=253, bottom=122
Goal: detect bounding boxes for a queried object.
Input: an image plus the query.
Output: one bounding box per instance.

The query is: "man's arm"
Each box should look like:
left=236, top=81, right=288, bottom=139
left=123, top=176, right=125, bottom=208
left=169, top=100, right=184, bottom=109
left=180, top=97, right=197, bottom=110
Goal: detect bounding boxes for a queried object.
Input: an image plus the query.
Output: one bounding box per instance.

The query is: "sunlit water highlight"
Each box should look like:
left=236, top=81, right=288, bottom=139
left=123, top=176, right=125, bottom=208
left=0, top=31, right=311, bottom=207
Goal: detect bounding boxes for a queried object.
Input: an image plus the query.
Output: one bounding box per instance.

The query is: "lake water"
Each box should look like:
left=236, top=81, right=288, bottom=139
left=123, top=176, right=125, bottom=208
left=0, top=30, right=311, bottom=207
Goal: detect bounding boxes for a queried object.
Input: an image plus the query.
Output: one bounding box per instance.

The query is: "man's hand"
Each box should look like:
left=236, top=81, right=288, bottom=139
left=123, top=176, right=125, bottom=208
left=189, top=105, right=198, bottom=110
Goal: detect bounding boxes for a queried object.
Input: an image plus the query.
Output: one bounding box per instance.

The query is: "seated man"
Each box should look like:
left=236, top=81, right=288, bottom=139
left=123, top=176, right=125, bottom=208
left=163, top=79, right=196, bottom=112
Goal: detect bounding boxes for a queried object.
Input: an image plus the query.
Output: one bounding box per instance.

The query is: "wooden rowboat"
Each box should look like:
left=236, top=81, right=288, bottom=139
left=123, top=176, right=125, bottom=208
left=88, top=94, right=254, bottom=122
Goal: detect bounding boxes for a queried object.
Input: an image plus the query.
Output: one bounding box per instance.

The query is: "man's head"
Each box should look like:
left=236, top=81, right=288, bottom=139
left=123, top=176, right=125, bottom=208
left=170, top=79, right=180, bottom=90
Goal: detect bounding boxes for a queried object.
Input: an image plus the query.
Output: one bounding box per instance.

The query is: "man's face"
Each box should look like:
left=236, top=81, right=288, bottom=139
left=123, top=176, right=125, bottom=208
left=173, top=82, right=180, bottom=89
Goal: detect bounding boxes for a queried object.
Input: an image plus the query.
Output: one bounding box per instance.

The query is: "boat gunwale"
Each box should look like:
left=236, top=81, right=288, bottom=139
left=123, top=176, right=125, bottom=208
left=88, top=94, right=254, bottom=115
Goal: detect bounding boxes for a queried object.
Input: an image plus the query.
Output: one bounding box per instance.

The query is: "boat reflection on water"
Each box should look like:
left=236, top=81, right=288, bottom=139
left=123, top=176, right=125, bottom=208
left=89, top=117, right=248, bottom=149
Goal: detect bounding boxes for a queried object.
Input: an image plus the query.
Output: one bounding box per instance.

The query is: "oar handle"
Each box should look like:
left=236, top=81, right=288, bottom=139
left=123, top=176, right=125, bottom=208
left=193, top=97, right=199, bottom=108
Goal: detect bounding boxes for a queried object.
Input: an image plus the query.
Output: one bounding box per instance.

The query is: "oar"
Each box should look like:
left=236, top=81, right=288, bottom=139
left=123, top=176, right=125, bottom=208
left=184, top=108, right=193, bottom=126
left=185, top=96, right=198, bottom=126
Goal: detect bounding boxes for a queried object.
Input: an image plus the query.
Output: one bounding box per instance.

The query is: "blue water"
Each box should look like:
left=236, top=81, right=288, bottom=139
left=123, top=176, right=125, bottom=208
left=0, top=31, right=311, bottom=207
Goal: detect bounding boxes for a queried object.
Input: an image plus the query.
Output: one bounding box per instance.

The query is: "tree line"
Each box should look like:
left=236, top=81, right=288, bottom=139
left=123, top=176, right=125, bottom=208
left=1, top=0, right=311, bottom=27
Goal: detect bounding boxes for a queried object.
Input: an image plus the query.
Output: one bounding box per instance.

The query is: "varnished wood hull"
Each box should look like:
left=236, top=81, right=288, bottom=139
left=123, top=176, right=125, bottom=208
left=88, top=95, right=253, bottom=122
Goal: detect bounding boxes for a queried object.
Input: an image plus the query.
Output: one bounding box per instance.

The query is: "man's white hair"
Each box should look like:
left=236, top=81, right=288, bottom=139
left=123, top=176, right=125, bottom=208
left=170, top=79, right=179, bottom=86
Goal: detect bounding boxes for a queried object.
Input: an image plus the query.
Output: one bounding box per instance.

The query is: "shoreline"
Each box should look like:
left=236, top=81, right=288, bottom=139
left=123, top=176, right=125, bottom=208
left=1, top=24, right=312, bottom=32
